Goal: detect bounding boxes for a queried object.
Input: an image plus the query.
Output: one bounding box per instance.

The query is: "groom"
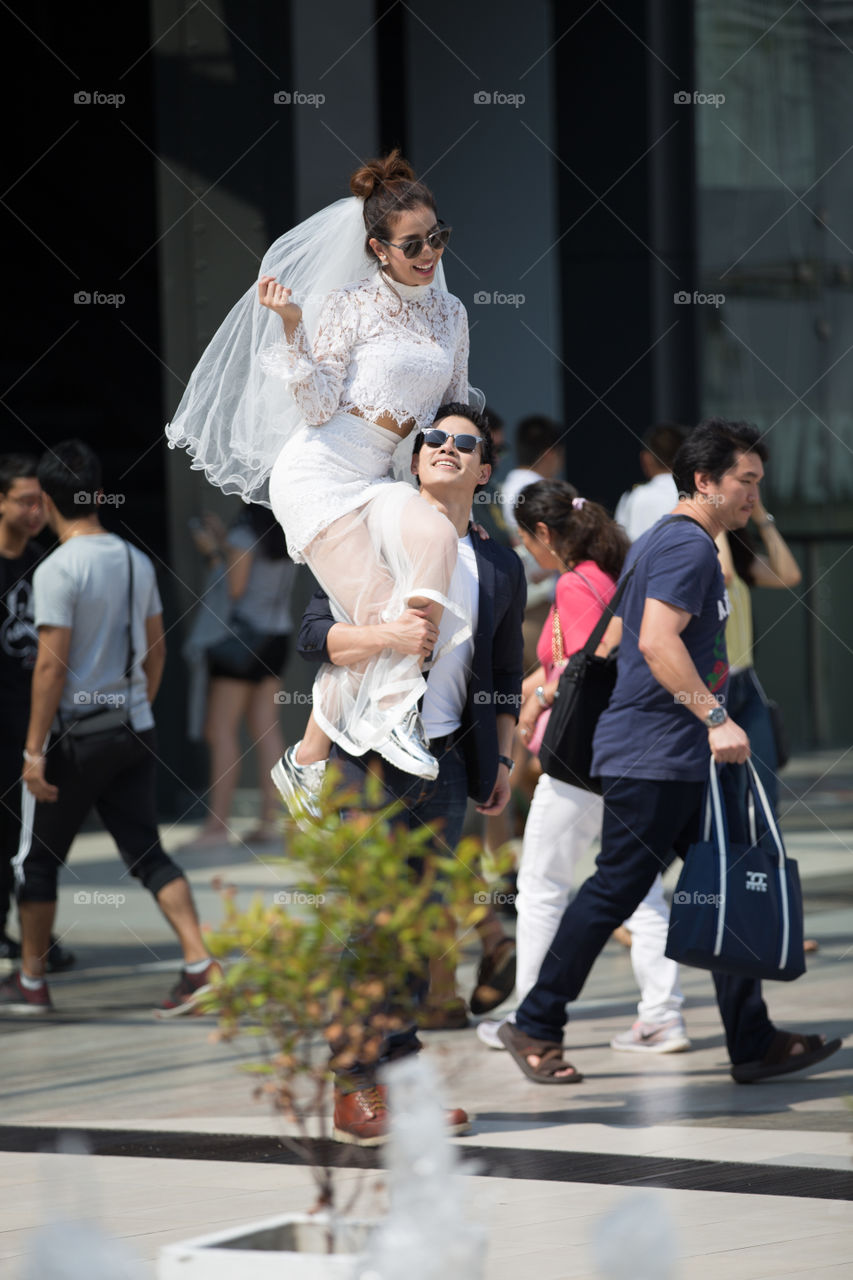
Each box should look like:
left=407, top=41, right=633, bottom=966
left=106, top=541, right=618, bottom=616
left=296, top=402, right=526, bottom=1143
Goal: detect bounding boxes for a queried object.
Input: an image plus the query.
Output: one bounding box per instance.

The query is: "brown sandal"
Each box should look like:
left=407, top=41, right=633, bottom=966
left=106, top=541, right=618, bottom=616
left=470, top=938, right=517, bottom=1015
left=498, top=1021, right=583, bottom=1085
left=730, top=1030, right=842, bottom=1084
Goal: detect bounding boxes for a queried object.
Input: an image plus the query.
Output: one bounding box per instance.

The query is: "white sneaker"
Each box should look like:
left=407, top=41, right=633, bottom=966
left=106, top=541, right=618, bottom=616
left=476, top=1015, right=512, bottom=1050
left=610, top=1015, right=691, bottom=1054
left=271, top=743, right=326, bottom=831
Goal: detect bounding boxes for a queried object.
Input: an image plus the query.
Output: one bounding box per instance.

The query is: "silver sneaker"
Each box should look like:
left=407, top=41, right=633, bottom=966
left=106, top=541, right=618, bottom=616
left=377, top=709, right=439, bottom=780
left=610, top=1016, right=691, bottom=1054
left=271, top=743, right=327, bottom=831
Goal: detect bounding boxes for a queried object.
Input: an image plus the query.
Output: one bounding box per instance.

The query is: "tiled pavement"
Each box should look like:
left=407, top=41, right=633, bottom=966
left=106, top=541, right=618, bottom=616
left=1, top=753, right=851, bottom=1278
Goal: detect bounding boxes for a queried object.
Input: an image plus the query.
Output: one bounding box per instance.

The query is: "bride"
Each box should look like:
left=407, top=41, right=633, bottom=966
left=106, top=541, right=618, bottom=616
left=167, top=150, right=480, bottom=825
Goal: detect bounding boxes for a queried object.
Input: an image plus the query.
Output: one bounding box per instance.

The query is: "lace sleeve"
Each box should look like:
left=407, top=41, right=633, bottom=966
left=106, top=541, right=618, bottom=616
left=258, top=290, right=355, bottom=425
left=445, top=305, right=470, bottom=402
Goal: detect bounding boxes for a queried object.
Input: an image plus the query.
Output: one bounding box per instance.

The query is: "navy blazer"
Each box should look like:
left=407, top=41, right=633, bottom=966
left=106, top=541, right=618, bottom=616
left=297, top=531, right=526, bottom=805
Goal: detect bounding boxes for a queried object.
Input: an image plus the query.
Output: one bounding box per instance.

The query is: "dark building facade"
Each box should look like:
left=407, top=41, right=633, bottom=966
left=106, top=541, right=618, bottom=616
left=4, top=1, right=851, bottom=811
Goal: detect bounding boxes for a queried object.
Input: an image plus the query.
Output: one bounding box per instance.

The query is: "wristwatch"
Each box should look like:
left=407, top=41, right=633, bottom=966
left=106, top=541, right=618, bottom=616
left=498, top=754, right=516, bottom=774
left=755, top=512, right=775, bottom=528
left=535, top=685, right=548, bottom=708
left=704, top=705, right=728, bottom=729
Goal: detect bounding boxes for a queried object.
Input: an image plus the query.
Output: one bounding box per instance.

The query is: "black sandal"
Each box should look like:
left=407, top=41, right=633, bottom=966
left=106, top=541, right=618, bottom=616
left=730, top=1030, right=842, bottom=1084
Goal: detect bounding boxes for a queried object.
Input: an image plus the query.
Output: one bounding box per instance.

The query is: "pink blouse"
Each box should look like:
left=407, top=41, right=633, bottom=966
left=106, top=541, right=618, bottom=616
left=528, top=560, right=617, bottom=757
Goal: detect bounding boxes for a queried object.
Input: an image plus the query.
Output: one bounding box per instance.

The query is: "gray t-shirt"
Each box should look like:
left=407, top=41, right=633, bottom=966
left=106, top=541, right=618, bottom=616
left=33, top=533, right=163, bottom=732
left=227, top=525, right=295, bottom=635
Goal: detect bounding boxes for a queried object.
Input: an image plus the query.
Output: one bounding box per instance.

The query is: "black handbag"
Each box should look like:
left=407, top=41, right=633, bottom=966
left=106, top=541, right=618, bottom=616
left=665, top=758, right=805, bottom=982
left=207, top=612, right=264, bottom=679
left=538, top=566, right=635, bottom=793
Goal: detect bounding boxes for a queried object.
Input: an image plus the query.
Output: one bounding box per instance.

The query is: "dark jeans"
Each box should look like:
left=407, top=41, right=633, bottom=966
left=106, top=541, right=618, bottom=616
left=329, top=733, right=469, bottom=1087
left=515, top=772, right=776, bottom=1066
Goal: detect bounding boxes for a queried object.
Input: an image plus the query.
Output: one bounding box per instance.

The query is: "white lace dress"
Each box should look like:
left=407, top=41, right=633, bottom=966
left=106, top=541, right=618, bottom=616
left=264, top=270, right=473, bottom=757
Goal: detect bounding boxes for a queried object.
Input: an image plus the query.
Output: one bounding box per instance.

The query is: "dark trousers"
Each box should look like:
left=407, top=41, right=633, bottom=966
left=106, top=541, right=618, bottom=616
left=330, top=734, right=469, bottom=1087
left=515, top=772, right=776, bottom=1066
left=15, top=725, right=184, bottom=903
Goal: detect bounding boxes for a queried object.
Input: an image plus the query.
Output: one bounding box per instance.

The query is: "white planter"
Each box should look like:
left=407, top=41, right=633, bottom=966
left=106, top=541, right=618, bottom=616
left=157, top=1212, right=376, bottom=1279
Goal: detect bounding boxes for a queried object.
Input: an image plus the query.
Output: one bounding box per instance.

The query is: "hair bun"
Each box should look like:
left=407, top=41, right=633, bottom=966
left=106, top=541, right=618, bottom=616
left=350, top=148, right=417, bottom=201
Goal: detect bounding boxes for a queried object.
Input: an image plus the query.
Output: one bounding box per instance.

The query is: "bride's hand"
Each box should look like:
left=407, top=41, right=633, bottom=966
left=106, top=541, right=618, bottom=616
left=258, top=275, right=302, bottom=335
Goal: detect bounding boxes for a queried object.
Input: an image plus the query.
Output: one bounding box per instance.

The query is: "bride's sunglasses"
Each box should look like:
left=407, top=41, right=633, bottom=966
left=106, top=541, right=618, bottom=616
left=417, top=428, right=483, bottom=454
left=378, top=222, right=452, bottom=260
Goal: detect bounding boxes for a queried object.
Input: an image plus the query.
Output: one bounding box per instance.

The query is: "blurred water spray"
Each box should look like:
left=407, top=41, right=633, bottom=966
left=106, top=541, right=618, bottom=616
left=592, top=1191, right=680, bottom=1280
left=23, top=1133, right=149, bottom=1279
left=355, top=1055, right=485, bottom=1280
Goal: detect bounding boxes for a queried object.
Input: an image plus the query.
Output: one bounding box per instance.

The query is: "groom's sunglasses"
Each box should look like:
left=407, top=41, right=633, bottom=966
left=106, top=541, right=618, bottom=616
left=417, top=428, right=483, bottom=454
left=378, top=223, right=452, bottom=260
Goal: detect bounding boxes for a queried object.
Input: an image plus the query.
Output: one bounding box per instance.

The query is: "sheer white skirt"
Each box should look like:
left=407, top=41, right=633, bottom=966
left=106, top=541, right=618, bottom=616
left=269, top=412, right=470, bottom=756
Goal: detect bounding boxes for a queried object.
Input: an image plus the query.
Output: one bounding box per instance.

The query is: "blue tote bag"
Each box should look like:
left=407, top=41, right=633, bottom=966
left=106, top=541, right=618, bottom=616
left=665, top=759, right=805, bottom=982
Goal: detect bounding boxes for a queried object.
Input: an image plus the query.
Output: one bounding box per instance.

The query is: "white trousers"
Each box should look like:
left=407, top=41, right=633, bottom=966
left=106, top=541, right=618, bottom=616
left=515, top=772, right=683, bottom=1024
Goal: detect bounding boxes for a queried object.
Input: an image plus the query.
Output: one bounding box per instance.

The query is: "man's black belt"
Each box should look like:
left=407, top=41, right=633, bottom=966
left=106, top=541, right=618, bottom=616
left=428, top=728, right=460, bottom=755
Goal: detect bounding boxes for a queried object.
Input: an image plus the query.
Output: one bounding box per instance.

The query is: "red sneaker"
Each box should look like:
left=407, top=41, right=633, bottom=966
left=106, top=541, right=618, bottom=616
left=155, top=960, right=222, bottom=1019
left=0, top=970, right=53, bottom=1015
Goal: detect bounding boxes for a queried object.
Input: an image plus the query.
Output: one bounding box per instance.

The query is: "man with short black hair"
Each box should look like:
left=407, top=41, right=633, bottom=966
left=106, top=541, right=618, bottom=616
left=500, top=419, right=841, bottom=1085
left=0, top=440, right=217, bottom=1016
left=298, top=403, right=526, bottom=1142
left=615, top=422, right=688, bottom=541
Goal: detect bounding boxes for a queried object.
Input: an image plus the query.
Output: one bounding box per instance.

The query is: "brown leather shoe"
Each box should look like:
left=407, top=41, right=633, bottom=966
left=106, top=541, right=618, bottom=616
left=333, top=1084, right=471, bottom=1146
left=333, top=1084, right=390, bottom=1146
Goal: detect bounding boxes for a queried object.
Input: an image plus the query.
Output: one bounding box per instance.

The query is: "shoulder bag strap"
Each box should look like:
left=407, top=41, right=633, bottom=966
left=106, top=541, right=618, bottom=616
left=578, top=564, right=636, bottom=658
left=123, top=541, right=135, bottom=697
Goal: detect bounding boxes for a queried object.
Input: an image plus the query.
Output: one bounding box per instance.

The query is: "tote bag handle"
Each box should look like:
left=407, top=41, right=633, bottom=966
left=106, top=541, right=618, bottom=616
left=700, top=757, right=730, bottom=959
left=745, top=759, right=791, bottom=970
